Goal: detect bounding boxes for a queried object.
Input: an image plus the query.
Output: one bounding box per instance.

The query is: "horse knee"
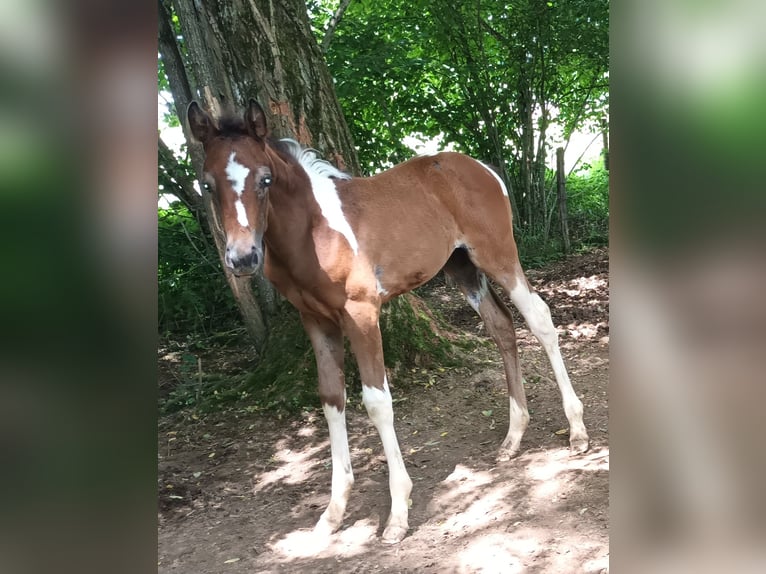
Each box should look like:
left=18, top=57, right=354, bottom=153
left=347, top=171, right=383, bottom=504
left=362, top=381, right=393, bottom=424
left=319, top=387, right=346, bottom=412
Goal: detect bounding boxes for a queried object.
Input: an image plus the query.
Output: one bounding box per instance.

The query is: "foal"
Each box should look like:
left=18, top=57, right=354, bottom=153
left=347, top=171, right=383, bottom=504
left=188, top=100, right=589, bottom=544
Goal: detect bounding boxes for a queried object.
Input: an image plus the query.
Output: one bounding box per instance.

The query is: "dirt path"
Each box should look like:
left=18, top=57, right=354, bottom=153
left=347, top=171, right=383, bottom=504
left=158, top=249, right=609, bottom=573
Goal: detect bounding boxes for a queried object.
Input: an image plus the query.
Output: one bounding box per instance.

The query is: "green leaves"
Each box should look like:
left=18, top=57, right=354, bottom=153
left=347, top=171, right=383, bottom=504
left=323, top=0, right=609, bottom=243
left=158, top=188, right=239, bottom=335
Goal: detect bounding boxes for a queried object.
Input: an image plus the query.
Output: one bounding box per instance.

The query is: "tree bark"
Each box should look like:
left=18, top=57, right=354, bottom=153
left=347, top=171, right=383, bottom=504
left=159, top=0, right=270, bottom=348
left=556, top=147, right=571, bottom=254
left=601, top=117, right=609, bottom=171
left=159, top=0, right=435, bottom=370
left=168, top=0, right=359, bottom=172
left=159, top=0, right=365, bottom=351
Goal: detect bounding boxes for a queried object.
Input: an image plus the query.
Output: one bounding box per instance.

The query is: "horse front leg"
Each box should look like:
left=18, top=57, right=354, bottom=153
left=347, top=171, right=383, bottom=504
left=343, top=300, right=413, bottom=544
left=301, top=312, right=354, bottom=536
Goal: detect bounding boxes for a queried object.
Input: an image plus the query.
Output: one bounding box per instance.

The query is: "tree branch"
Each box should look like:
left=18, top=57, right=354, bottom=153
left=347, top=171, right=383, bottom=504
left=321, top=0, right=353, bottom=53
left=159, top=135, right=203, bottom=213
left=158, top=0, right=193, bottom=116
left=479, top=18, right=511, bottom=46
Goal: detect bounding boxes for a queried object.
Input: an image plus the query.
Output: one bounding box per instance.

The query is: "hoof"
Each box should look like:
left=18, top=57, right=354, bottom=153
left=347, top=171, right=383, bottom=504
left=496, top=446, right=521, bottom=462
left=313, top=517, right=340, bottom=538
left=381, top=524, right=408, bottom=544
left=569, top=434, right=590, bottom=455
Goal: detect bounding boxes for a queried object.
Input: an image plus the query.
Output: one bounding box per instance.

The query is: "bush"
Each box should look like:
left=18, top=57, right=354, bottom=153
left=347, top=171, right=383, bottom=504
left=566, top=163, right=609, bottom=246
left=158, top=202, right=240, bottom=336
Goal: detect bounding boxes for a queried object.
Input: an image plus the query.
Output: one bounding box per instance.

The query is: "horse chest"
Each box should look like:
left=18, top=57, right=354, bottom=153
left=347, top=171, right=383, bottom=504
left=265, top=258, right=347, bottom=319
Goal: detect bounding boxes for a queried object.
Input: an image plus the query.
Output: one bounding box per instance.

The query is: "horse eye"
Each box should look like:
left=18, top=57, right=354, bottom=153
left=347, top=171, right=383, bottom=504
left=202, top=181, right=212, bottom=193
left=260, top=175, right=272, bottom=188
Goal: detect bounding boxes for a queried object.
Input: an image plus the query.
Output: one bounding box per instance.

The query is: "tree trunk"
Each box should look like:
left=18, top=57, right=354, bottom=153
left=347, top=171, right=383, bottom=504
left=159, top=0, right=364, bottom=350
left=556, top=147, right=571, bottom=254
left=601, top=117, right=609, bottom=171
left=159, top=0, right=434, bottom=369
left=159, top=0, right=269, bottom=347
left=520, top=85, right=534, bottom=229
left=167, top=0, right=359, bottom=173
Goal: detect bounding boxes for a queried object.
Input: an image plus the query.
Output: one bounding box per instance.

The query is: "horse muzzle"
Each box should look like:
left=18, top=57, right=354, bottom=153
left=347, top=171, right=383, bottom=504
left=225, top=242, right=263, bottom=276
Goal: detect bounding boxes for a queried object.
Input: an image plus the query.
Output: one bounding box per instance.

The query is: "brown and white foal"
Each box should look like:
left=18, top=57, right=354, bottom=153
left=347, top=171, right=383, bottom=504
left=188, top=100, right=589, bottom=544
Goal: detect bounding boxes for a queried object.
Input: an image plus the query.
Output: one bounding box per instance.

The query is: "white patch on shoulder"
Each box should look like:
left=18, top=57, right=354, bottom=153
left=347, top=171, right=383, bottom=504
left=279, top=139, right=358, bottom=254
left=225, top=152, right=250, bottom=196
left=310, top=176, right=358, bottom=254
left=474, top=159, right=509, bottom=197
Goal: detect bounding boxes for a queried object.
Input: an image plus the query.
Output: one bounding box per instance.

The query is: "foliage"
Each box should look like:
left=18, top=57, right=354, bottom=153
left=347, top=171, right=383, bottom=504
left=158, top=0, right=609, bottom=417
left=516, top=160, right=608, bottom=265
left=158, top=200, right=239, bottom=335
left=380, top=294, right=457, bottom=369
left=321, top=0, right=609, bottom=236
left=242, top=306, right=318, bottom=413
left=157, top=58, right=180, bottom=128
left=566, top=162, right=609, bottom=246
left=160, top=290, right=466, bottom=415
left=160, top=346, right=251, bottom=414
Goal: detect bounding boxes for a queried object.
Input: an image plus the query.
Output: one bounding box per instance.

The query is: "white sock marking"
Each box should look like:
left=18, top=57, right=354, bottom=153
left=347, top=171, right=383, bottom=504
left=362, top=377, right=412, bottom=527
left=321, top=401, right=354, bottom=527
left=509, top=281, right=587, bottom=441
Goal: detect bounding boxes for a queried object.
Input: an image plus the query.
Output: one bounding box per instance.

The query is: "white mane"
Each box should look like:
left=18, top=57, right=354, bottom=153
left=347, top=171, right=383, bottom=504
left=279, top=139, right=352, bottom=181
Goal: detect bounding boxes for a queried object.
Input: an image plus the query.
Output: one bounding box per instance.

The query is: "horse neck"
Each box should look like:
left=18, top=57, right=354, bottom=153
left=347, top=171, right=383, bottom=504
left=263, top=155, right=316, bottom=262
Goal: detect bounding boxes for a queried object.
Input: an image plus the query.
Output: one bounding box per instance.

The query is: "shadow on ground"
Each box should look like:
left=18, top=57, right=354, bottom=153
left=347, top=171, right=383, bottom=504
left=158, top=249, right=609, bottom=573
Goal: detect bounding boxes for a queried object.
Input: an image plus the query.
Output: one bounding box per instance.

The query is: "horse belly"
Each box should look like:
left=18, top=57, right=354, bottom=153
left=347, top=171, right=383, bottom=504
left=374, top=228, right=456, bottom=299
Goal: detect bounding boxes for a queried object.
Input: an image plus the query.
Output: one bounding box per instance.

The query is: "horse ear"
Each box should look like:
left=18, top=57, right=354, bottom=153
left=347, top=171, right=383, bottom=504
left=187, top=101, right=216, bottom=144
left=245, top=99, right=269, bottom=140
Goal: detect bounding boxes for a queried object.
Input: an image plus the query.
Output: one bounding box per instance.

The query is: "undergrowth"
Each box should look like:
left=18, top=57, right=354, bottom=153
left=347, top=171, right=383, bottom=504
left=160, top=293, right=473, bottom=416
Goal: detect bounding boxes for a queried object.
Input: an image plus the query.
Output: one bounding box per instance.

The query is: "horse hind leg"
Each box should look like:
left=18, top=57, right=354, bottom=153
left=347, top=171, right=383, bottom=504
left=503, top=267, right=590, bottom=454
left=444, top=249, right=529, bottom=460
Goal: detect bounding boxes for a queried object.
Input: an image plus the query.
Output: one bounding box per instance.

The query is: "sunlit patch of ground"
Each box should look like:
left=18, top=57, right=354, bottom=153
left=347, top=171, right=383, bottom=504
left=271, top=518, right=380, bottom=559
left=158, top=249, right=609, bottom=573
left=253, top=437, right=329, bottom=492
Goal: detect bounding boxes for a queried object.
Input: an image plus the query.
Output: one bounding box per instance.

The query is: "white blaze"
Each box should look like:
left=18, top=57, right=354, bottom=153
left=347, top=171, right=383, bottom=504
left=225, top=152, right=250, bottom=195
left=234, top=200, right=249, bottom=228
left=225, top=152, right=251, bottom=228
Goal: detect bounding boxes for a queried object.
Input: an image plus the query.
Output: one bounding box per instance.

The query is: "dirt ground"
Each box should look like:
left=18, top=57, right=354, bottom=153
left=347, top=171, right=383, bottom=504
left=158, top=248, right=609, bottom=573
